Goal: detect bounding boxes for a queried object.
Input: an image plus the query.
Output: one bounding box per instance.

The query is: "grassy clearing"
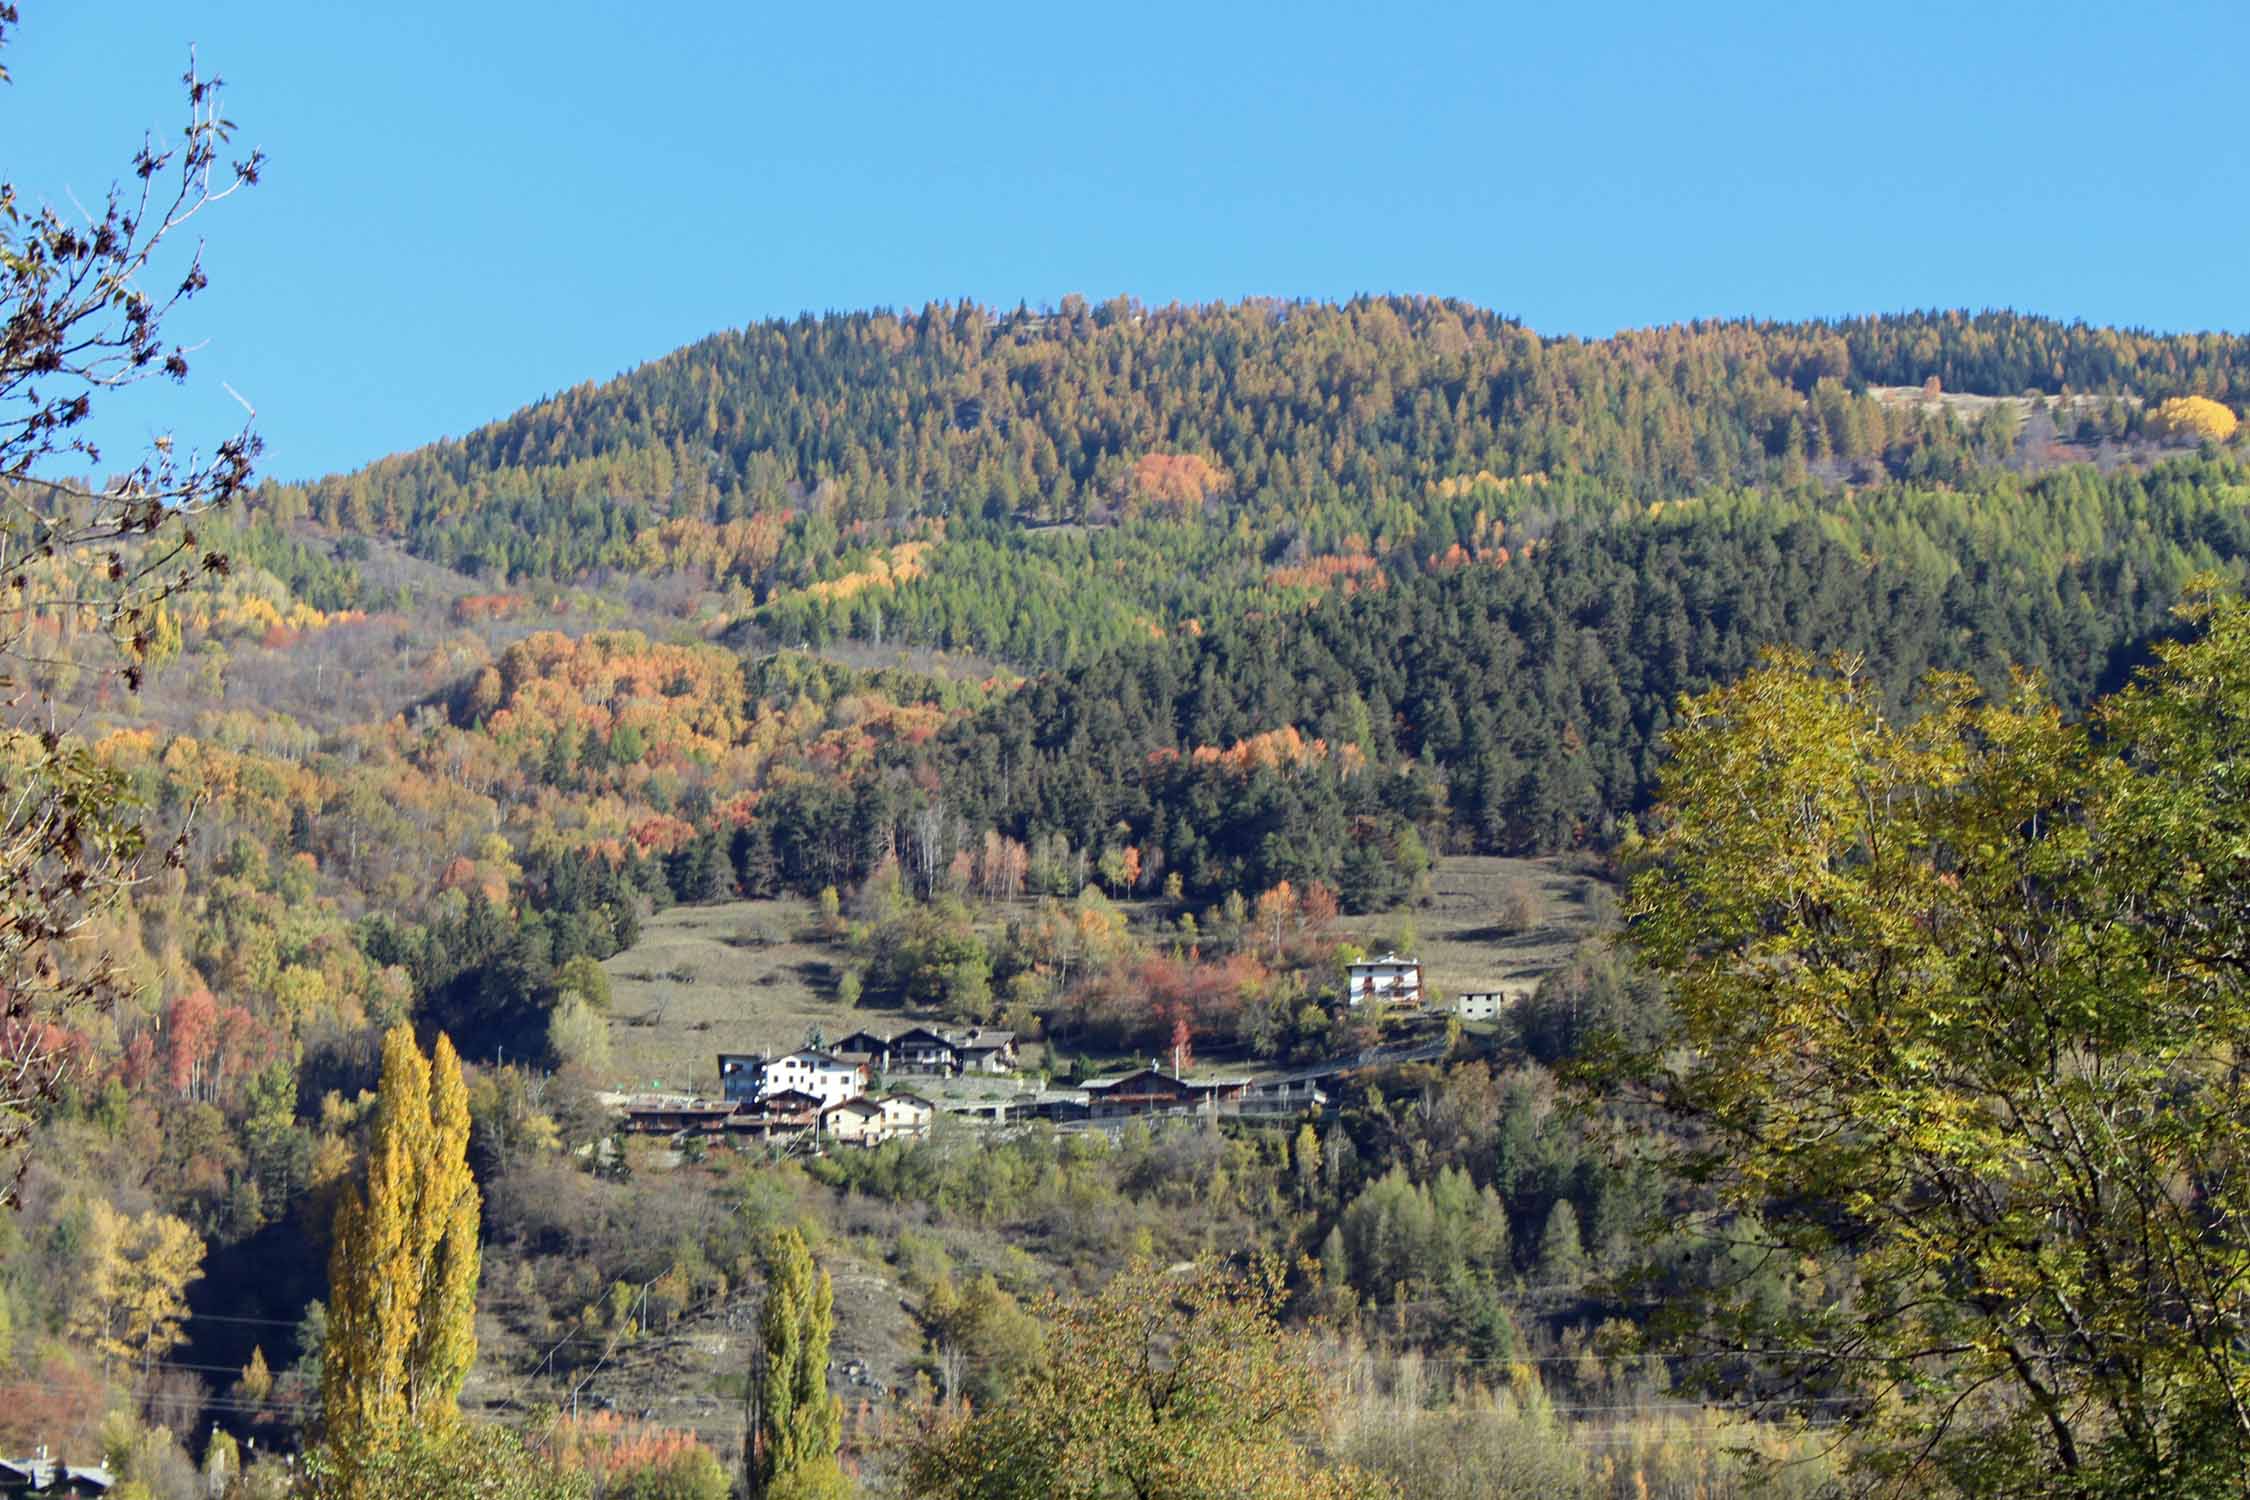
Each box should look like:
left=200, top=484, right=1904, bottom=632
left=1340, top=854, right=1611, bottom=1006
left=598, top=896, right=946, bottom=1093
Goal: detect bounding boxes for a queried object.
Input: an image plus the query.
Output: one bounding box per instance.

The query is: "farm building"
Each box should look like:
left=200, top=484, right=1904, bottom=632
left=1451, top=991, right=1508, bottom=1021
left=1084, top=1069, right=1250, bottom=1119
left=725, top=1090, right=821, bottom=1141
left=619, top=1096, right=736, bottom=1135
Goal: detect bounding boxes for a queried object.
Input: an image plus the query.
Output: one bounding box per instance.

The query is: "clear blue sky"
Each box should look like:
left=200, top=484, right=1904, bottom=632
left=7, top=0, right=2247, bottom=482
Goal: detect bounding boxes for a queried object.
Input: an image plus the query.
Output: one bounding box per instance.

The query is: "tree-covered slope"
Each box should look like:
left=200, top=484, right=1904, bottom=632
left=259, top=301, right=2244, bottom=589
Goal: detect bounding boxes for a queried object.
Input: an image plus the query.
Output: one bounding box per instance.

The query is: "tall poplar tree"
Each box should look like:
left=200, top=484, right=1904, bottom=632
left=748, top=1227, right=846, bottom=1500
left=321, top=1025, right=482, bottom=1488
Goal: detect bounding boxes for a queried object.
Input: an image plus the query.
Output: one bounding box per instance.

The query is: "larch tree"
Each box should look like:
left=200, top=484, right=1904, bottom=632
left=321, top=1025, right=481, bottom=1487
left=748, top=1226, right=846, bottom=1500
left=2149, top=393, right=2240, bottom=443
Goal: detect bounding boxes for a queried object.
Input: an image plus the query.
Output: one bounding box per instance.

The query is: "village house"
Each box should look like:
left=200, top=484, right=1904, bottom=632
left=821, top=1096, right=886, bottom=1146
left=888, top=1026, right=961, bottom=1075
left=952, top=1027, right=1018, bottom=1074
left=831, top=1029, right=893, bottom=1073
left=724, top=1088, right=822, bottom=1142
left=718, top=1052, right=764, bottom=1103
left=1343, top=952, right=1425, bottom=1008
left=876, top=1091, right=936, bottom=1139
left=731, top=1050, right=866, bottom=1109
left=1084, top=1068, right=1250, bottom=1119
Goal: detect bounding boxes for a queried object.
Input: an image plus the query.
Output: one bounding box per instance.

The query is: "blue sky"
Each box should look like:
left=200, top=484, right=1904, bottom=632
left=7, top=0, right=2247, bottom=481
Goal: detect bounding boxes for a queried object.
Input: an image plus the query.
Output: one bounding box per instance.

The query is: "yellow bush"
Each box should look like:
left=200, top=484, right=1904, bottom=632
left=2151, top=394, right=2240, bottom=443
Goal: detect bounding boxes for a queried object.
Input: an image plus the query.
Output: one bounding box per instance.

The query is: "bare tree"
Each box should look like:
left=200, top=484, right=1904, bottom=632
left=0, top=6, right=262, bottom=1202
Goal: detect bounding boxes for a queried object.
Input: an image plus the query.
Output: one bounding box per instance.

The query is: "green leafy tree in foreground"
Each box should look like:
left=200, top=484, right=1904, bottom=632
left=748, top=1226, right=848, bottom=1500
left=1626, top=586, right=2250, bottom=1497
left=905, top=1258, right=1389, bottom=1500
left=319, top=1024, right=482, bottom=1496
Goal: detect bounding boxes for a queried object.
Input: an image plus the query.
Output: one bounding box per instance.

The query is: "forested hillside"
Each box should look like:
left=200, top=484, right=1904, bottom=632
left=16, top=297, right=2250, bottom=1496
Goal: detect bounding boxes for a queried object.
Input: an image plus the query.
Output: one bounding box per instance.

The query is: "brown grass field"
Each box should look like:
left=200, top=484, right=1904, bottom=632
left=598, top=894, right=956, bottom=1093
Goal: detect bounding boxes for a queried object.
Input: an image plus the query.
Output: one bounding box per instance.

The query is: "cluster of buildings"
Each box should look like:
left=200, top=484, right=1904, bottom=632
left=610, top=955, right=1514, bottom=1150
left=618, top=1051, right=1315, bottom=1146
left=617, top=1025, right=1024, bottom=1149
left=0, top=1452, right=112, bottom=1497
left=1345, top=952, right=1514, bottom=1021
left=619, top=1080, right=938, bottom=1149
left=712, top=1025, right=1023, bottom=1107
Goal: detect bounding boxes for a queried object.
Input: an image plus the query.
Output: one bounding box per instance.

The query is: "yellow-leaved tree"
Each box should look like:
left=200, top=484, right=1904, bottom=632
left=319, top=1024, right=481, bottom=1493
left=68, top=1199, right=204, bottom=1366
left=2149, top=393, right=2240, bottom=443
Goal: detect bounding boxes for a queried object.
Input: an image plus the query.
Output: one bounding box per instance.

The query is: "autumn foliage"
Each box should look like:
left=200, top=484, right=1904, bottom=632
left=2150, top=394, right=2240, bottom=443
left=1129, top=452, right=1229, bottom=512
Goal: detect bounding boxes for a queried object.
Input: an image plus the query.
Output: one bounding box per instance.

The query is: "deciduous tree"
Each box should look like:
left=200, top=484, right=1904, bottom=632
left=68, top=1198, right=203, bottom=1365
left=0, top=6, right=261, bottom=1203
left=748, top=1227, right=846, bottom=1499
left=1627, top=592, right=2250, bottom=1494
left=905, top=1258, right=1384, bottom=1500
left=2149, top=393, right=2239, bottom=443
left=320, top=1025, right=481, bottom=1491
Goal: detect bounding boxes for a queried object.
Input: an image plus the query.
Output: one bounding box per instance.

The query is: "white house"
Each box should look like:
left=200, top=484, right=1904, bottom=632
left=1343, top=953, right=1424, bottom=1008
left=752, top=1050, right=865, bottom=1109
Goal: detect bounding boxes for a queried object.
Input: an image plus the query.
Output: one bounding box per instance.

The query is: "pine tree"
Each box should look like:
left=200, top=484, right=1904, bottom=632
left=748, top=1227, right=846, bottom=1499
left=321, top=1025, right=482, bottom=1491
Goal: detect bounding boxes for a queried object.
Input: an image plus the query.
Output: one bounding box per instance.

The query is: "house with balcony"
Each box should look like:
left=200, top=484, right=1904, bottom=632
left=1343, top=953, right=1424, bottom=1008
